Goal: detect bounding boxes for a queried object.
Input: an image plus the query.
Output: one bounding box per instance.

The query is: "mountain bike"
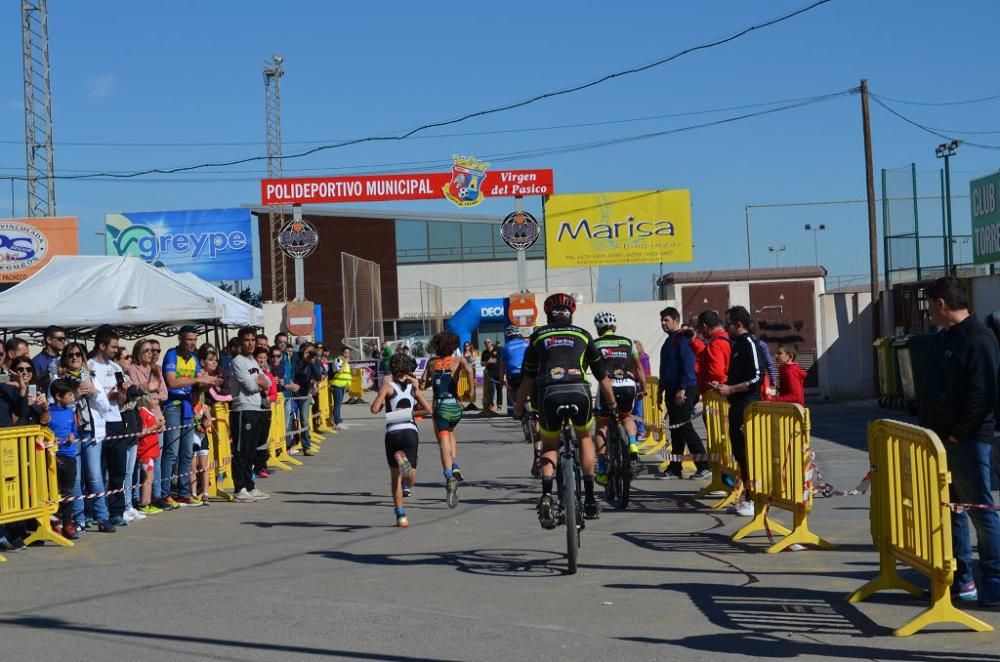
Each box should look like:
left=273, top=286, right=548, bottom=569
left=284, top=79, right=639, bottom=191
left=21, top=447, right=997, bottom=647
left=553, top=404, right=585, bottom=574
left=602, top=412, right=631, bottom=510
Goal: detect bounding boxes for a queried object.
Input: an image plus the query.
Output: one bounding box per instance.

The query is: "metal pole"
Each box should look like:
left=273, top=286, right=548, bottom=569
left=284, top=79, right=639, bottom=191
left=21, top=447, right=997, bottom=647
left=881, top=168, right=890, bottom=288
left=515, top=196, right=527, bottom=292
left=911, top=163, right=921, bottom=281
left=744, top=205, right=752, bottom=271
left=941, top=168, right=948, bottom=274
left=944, top=153, right=955, bottom=273
left=812, top=231, right=819, bottom=266
left=860, top=79, right=882, bottom=344
left=293, top=204, right=305, bottom=301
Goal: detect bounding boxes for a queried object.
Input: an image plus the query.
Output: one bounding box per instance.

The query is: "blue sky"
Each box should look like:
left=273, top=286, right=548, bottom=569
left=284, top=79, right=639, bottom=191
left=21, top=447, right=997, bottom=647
left=1, top=0, right=998, bottom=301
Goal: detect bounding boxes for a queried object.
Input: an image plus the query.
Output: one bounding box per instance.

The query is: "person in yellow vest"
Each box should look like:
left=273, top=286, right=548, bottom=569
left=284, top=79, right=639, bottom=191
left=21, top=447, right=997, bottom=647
left=331, top=347, right=352, bottom=430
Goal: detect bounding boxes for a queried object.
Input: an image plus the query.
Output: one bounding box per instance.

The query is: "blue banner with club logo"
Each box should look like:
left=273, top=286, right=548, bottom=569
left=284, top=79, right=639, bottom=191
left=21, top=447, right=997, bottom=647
left=105, top=208, right=252, bottom=280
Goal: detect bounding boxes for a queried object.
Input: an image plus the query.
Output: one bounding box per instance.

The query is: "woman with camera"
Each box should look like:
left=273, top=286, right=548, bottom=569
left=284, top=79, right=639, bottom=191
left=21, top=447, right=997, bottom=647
left=60, top=341, right=116, bottom=533
left=7, top=356, right=49, bottom=426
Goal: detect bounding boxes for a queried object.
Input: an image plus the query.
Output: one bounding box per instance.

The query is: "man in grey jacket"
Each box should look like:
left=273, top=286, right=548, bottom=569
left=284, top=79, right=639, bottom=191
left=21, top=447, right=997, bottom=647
left=229, top=326, right=272, bottom=502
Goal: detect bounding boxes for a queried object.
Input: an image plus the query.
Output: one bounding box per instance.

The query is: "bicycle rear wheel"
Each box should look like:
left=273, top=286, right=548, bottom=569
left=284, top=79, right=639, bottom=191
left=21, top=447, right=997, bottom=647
left=562, top=452, right=579, bottom=575
left=616, top=423, right=631, bottom=510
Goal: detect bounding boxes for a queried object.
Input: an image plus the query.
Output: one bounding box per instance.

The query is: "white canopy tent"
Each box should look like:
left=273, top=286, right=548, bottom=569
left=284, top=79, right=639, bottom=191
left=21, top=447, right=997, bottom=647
left=168, top=270, right=264, bottom=327
left=0, top=256, right=227, bottom=333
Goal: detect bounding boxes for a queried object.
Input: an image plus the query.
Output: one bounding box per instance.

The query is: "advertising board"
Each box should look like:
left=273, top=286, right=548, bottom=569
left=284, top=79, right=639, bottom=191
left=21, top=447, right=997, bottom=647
left=0, top=216, right=79, bottom=283
left=543, top=190, right=693, bottom=268
left=106, top=208, right=253, bottom=280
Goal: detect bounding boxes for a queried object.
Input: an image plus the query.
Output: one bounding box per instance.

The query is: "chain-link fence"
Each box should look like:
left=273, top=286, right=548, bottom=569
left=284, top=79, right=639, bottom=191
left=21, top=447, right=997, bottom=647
left=341, top=252, right=383, bottom=347
left=418, top=281, right=443, bottom=337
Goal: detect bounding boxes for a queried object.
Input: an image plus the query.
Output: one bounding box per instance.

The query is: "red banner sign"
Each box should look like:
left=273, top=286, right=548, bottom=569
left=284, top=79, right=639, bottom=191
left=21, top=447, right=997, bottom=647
left=261, top=169, right=554, bottom=206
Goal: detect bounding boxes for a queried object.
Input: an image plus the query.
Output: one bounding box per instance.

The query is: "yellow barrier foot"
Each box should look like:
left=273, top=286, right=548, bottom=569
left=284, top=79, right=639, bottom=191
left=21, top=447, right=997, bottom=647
left=0, top=554, right=6, bottom=563
left=708, top=487, right=740, bottom=510
left=319, top=425, right=335, bottom=434
left=24, top=519, right=74, bottom=548
left=894, top=585, right=993, bottom=637
left=211, top=491, right=236, bottom=503
left=765, top=523, right=835, bottom=554
left=731, top=505, right=792, bottom=542
left=848, top=561, right=922, bottom=604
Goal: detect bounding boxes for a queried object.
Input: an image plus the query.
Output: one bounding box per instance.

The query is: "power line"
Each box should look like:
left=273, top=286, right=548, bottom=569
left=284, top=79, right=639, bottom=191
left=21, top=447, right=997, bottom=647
left=0, top=91, right=851, bottom=148
left=5, top=0, right=833, bottom=182
left=6, top=89, right=854, bottom=184
left=871, top=91, right=1000, bottom=107
left=870, top=96, right=1000, bottom=150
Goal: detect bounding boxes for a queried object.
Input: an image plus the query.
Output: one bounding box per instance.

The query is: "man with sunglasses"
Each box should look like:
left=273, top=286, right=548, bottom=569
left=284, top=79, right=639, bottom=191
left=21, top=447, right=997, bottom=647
left=32, top=325, right=66, bottom=390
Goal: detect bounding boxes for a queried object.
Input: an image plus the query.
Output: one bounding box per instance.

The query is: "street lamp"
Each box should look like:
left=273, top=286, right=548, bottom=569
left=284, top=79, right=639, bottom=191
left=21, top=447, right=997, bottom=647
left=935, top=140, right=960, bottom=273
left=768, top=244, right=787, bottom=267
left=804, top=223, right=826, bottom=266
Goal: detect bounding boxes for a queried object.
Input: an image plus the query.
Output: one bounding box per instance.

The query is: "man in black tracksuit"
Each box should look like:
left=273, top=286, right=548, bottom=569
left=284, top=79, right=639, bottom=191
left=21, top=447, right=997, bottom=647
left=918, top=277, right=1000, bottom=606
left=710, top=305, right=763, bottom=516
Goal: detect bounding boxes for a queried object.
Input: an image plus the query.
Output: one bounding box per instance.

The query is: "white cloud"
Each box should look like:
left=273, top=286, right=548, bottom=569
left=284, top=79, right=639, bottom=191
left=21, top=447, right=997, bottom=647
left=88, top=74, right=116, bottom=98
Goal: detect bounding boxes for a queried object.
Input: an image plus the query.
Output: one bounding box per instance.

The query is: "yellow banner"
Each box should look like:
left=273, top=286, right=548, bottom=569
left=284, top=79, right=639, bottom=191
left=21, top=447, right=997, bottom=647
left=544, top=190, right=692, bottom=268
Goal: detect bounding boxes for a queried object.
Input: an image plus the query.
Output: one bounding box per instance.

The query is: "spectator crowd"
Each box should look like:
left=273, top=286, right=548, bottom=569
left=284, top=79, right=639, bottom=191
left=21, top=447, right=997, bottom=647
left=0, top=324, right=349, bottom=550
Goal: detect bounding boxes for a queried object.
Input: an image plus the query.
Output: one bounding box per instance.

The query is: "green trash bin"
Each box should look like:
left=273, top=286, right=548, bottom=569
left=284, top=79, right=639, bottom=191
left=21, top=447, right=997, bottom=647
left=893, top=333, right=937, bottom=415
left=873, top=337, right=900, bottom=409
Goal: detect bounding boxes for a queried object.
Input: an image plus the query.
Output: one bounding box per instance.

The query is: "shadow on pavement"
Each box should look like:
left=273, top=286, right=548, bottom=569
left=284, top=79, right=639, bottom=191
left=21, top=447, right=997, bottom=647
left=0, top=616, right=456, bottom=662
left=243, top=520, right=372, bottom=534
left=311, top=547, right=572, bottom=577
left=614, top=530, right=757, bottom=555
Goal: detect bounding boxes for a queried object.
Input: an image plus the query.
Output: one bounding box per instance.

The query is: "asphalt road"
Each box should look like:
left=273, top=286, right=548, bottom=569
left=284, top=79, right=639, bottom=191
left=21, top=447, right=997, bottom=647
left=0, top=401, right=998, bottom=662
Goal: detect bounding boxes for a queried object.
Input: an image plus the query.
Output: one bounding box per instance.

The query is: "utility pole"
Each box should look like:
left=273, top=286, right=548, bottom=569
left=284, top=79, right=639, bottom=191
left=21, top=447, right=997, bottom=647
left=617, top=278, right=622, bottom=303
left=264, top=54, right=288, bottom=302
left=21, top=0, right=56, bottom=217
left=744, top=205, right=752, bottom=271
left=861, top=79, right=881, bottom=344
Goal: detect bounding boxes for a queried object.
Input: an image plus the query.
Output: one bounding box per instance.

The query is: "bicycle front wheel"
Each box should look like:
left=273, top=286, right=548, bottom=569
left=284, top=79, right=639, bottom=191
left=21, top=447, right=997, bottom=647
left=562, top=453, right=579, bottom=575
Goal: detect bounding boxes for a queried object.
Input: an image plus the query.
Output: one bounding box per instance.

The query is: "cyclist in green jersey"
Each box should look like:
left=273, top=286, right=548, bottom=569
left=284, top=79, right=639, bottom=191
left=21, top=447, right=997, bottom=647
left=419, top=331, right=475, bottom=508
left=592, top=311, right=647, bottom=485
left=513, top=293, right=616, bottom=528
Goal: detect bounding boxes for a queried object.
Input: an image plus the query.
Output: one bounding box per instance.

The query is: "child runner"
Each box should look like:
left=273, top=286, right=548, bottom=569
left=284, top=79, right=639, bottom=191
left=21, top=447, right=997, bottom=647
left=419, top=331, right=475, bottom=508
left=767, top=345, right=807, bottom=406
left=370, top=353, right=432, bottom=527
left=137, top=392, right=164, bottom=514
left=49, top=379, right=80, bottom=540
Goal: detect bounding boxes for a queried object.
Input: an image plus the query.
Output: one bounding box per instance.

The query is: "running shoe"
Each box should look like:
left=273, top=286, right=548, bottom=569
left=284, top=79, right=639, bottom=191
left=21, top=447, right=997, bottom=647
left=256, top=469, right=271, bottom=479
left=690, top=469, right=712, bottom=480
left=584, top=500, right=601, bottom=520
left=303, top=449, right=317, bottom=456
left=445, top=477, right=459, bottom=508
left=536, top=494, right=557, bottom=530
left=122, top=509, right=136, bottom=523
left=656, top=470, right=683, bottom=480
left=396, top=514, right=409, bottom=528
left=161, top=497, right=181, bottom=511
left=451, top=467, right=465, bottom=482
left=402, top=485, right=412, bottom=498
left=234, top=488, right=256, bottom=503
left=111, top=516, right=128, bottom=527
left=395, top=451, right=414, bottom=480
left=727, top=499, right=754, bottom=517
left=595, top=471, right=608, bottom=486
left=250, top=488, right=270, bottom=501
left=139, top=504, right=163, bottom=515
left=97, top=520, right=117, bottom=533
left=61, top=523, right=79, bottom=540
left=628, top=442, right=640, bottom=454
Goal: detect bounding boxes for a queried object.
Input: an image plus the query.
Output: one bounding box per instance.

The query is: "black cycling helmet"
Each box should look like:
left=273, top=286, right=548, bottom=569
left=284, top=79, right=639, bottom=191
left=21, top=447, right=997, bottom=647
left=543, top=293, right=576, bottom=325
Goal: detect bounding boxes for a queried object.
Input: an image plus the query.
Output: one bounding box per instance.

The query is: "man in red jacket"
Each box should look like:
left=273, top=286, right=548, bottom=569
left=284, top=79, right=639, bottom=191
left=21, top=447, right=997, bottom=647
left=767, top=345, right=806, bottom=406
left=694, top=310, right=731, bottom=395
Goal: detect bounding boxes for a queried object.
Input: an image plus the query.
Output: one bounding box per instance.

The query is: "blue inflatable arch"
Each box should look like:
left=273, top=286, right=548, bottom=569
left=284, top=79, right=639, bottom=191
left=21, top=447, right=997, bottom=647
left=445, top=298, right=508, bottom=348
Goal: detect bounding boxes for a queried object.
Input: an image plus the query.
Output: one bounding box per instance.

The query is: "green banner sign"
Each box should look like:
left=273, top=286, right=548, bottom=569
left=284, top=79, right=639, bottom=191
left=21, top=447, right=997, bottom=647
left=971, top=172, right=1000, bottom=265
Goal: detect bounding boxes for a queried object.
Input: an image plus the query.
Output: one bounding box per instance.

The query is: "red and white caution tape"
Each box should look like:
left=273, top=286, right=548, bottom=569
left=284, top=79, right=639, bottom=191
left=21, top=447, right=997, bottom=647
left=50, top=456, right=231, bottom=504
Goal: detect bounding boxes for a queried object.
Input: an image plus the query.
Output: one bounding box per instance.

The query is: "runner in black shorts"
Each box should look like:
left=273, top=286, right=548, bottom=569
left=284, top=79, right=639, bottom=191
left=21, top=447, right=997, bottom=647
left=370, top=353, right=432, bottom=528
left=592, top=311, right=648, bottom=483
left=513, top=293, right=616, bottom=527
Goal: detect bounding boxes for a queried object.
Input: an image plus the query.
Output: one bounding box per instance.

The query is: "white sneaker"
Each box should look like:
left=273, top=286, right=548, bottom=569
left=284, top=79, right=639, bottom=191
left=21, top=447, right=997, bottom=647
left=234, top=488, right=256, bottom=502
left=122, top=509, right=136, bottom=523
left=249, top=488, right=270, bottom=500
left=334, top=423, right=347, bottom=431
left=733, top=499, right=755, bottom=517
left=129, top=507, right=146, bottom=520
left=288, top=448, right=301, bottom=456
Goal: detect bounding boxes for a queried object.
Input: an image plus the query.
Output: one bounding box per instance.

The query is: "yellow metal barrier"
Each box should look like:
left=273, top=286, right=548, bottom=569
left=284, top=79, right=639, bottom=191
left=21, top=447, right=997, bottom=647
left=205, top=403, right=234, bottom=501
left=347, top=368, right=364, bottom=404
left=269, top=394, right=302, bottom=471
left=308, top=390, right=327, bottom=443
left=316, top=379, right=335, bottom=433
left=0, top=426, right=73, bottom=559
left=731, top=402, right=833, bottom=553
left=694, top=392, right=740, bottom=509
left=456, top=368, right=475, bottom=407
left=637, top=377, right=666, bottom=454
left=848, top=419, right=991, bottom=636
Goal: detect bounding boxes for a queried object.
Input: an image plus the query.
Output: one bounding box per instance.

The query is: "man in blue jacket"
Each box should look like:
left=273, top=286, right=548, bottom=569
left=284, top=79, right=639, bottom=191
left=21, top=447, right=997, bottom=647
left=658, top=307, right=710, bottom=480
left=918, top=277, right=1000, bottom=607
